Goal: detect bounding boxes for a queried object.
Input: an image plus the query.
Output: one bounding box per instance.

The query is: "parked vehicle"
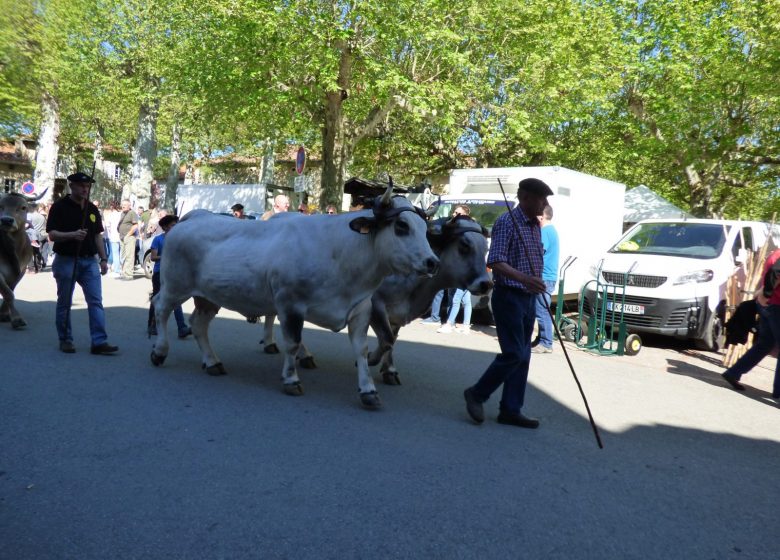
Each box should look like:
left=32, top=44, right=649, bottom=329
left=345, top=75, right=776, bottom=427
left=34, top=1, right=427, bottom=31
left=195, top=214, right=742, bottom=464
left=580, top=219, right=780, bottom=351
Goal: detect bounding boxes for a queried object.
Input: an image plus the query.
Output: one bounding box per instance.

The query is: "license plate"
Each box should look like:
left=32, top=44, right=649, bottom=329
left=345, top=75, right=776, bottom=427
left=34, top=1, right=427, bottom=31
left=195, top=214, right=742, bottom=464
left=606, top=301, right=645, bottom=315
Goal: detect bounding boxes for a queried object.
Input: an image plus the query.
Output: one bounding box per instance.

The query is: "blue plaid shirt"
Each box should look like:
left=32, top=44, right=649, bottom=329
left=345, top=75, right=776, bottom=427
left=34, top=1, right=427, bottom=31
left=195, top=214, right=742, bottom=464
left=488, top=206, right=544, bottom=292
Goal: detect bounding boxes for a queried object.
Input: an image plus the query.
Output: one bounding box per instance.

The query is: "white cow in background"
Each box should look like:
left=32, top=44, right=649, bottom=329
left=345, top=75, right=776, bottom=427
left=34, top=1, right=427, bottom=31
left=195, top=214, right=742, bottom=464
left=150, top=183, right=439, bottom=408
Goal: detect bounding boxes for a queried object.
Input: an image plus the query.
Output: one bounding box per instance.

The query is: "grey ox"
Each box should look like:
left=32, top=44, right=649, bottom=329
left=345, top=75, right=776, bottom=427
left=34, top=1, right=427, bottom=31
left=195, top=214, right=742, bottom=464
left=150, top=184, right=439, bottom=408
left=0, top=189, right=47, bottom=329
left=260, top=216, right=492, bottom=386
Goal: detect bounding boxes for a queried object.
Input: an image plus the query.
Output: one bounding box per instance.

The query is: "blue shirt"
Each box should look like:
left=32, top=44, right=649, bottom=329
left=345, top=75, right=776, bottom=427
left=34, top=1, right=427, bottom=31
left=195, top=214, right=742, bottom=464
left=150, top=233, right=166, bottom=273
left=541, top=224, right=560, bottom=282
left=487, top=206, right=543, bottom=292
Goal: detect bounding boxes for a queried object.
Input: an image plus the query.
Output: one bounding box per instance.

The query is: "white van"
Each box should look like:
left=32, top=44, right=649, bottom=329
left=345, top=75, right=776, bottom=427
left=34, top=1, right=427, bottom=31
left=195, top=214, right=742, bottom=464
left=581, top=219, right=779, bottom=350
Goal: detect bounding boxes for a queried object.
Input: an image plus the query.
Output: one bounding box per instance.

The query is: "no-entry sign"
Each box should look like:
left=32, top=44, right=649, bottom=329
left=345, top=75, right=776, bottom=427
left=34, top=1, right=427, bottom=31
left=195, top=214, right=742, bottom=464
left=296, top=146, right=306, bottom=175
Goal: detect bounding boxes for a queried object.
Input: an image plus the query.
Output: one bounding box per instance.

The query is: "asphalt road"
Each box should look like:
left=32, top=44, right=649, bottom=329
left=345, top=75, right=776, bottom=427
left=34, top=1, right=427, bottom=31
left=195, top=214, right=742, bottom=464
left=2, top=268, right=779, bottom=559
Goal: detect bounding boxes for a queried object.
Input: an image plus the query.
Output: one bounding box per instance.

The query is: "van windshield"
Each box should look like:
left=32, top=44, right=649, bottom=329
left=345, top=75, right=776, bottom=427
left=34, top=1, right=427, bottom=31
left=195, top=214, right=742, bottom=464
left=610, top=222, right=729, bottom=259
left=431, top=200, right=511, bottom=234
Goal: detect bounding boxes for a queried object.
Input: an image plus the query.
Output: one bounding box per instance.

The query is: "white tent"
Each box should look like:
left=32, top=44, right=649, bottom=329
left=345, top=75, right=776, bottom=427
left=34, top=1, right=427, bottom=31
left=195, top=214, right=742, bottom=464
left=624, top=185, right=690, bottom=225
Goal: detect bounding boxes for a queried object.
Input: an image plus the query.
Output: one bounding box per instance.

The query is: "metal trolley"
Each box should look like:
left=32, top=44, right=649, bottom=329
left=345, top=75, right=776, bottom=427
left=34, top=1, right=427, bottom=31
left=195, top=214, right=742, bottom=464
left=576, top=260, right=643, bottom=356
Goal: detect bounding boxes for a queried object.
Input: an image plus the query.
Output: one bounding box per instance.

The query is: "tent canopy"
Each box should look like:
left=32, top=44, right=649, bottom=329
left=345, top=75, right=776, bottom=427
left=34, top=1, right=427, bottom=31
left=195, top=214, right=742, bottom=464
left=624, top=185, right=690, bottom=224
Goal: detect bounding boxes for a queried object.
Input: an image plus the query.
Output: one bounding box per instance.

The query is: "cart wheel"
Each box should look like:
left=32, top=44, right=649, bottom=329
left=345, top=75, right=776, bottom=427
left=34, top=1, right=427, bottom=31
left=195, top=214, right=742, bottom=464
left=624, top=334, right=642, bottom=356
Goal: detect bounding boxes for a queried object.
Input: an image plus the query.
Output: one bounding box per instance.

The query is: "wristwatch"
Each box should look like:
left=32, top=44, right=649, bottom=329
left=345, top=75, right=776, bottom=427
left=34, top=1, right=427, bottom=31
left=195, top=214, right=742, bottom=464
left=99, top=258, right=108, bottom=263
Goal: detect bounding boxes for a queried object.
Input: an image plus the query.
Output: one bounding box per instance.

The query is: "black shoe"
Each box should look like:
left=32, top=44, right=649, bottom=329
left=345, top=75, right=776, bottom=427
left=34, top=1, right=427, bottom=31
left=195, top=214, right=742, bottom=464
left=178, top=327, right=192, bottom=339
left=59, top=341, right=76, bottom=353
left=497, top=412, right=540, bottom=429
left=772, top=390, right=779, bottom=399
left=463, top=388, right=485, bottom=424
left=721, top=373, right=746, bottom=391
left=90, top=342, right=119, bottom=355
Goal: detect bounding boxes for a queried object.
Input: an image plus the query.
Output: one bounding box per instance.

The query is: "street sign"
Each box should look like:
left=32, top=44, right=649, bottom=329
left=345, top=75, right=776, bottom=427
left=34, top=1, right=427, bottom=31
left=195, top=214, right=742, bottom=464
left=21, top=181, right=35, bottom=195
left=295, top=146, right=306, bottom=175
left=294, top=175, right=306, bottom=193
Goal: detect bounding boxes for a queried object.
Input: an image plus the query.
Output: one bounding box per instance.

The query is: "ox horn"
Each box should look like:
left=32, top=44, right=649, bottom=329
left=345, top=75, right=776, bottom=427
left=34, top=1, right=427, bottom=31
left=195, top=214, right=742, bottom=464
left=379, top=176, right=394, bottom=207
left=23, top=188, right=49, bottom=202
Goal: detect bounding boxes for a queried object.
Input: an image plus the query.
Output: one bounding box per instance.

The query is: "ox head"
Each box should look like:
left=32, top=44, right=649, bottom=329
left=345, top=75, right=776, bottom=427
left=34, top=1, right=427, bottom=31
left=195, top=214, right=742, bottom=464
left=427, top=216, right=492, bottom=294
left=348, top=178, right=439, bottom=277
left=0, top=189, right=47, bottom=235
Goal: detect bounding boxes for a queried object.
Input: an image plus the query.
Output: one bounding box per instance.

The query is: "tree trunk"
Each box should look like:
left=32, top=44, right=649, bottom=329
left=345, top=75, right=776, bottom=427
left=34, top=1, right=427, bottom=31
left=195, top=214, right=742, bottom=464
left=165, top=120, right=181, bottom=211
left=686, top=164, right=711, bottom=217
left=33, top=92, right=60, bottom=204
left=92, top=124, right=104, bottom=196
left=130, top=98, right=160, bottom=208
left=320, top=91, right=348, bottom=210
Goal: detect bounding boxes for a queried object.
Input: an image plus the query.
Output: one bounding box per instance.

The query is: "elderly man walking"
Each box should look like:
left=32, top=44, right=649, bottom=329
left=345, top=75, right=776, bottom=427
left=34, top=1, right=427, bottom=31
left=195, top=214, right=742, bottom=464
left=463, top=178, right=553, bottom=429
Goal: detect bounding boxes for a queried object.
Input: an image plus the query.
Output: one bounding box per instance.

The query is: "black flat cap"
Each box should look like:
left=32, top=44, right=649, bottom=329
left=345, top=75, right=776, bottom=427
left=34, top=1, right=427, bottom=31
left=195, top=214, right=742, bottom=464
left=518, top=178, right=554, bottom=197
left=67, top=172, right=95, bottom=184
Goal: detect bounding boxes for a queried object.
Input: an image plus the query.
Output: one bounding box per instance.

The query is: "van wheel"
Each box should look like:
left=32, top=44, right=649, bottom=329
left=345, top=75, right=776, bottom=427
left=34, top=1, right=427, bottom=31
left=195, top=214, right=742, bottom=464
left=143, top=253, right=153, bottom=279
left=695, top=313, right=724, bottom=352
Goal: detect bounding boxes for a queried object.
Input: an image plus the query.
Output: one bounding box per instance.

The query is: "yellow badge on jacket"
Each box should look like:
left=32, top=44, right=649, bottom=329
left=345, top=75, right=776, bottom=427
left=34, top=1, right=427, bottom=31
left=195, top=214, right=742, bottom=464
left=90, top=213, right=96, bottom=223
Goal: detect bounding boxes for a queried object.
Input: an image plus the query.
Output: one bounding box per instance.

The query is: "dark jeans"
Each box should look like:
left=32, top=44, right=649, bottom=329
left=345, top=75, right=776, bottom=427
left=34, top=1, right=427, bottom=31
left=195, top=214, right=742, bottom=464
left=52, top=255, right=108, bottom=345
left=724, top=303, right=780, bottom=397
left=471, top=285, right=536, bottom=414
left=148, top=271, right=187, bottom=333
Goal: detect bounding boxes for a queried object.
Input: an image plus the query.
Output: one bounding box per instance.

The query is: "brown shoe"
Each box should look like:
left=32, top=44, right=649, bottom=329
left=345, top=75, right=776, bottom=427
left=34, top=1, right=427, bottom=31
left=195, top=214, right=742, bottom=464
left=463, top=388, right=485, bottom=424
left=497, top=412, right=540, bottom=429
left=90, top=342, right=119, bottom=355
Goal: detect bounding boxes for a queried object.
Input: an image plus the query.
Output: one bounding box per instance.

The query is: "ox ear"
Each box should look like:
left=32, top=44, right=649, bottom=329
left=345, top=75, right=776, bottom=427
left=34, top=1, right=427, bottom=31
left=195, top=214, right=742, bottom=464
left=349, top=216, right=377, bottom=235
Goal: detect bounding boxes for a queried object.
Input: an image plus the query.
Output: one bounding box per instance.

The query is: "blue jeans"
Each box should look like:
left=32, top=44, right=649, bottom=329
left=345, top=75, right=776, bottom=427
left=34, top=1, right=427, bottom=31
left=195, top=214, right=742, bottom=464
left=724, top=304, right=780, bottom=397
left=149, top=271, right=187, bottom=333
left=109, top=241, right=121, bottom=274
left=429, top=289, right=445, bottom=321
left=535, top=280, right=557, bottom=348
left=52, top=255, right=108, bottom=346
left=471, top=286, right=536, bottom=414
left=447, top=289, right=472, bottom=326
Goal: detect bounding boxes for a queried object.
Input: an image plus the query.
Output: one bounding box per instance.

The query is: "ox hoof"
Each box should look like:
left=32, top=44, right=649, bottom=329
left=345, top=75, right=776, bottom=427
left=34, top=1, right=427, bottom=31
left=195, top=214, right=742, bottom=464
left=298, top=356, right=317, bottom=369
left=206, top=363, right=227, bottom=376
left=382, top=371, right=401, bottom=386
left=150, top=351, right=166, bottom=366
left=359, top=391, right=382, bottom=410
left=283, top=381, right=304, bottom=396
left=11, top=318, right=26, bottom=330
left=264, top=343, right=280, bottom=354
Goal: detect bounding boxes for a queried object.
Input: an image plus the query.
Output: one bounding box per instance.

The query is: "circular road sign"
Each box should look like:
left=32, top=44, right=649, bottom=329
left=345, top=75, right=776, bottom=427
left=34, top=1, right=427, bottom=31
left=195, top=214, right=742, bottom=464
left=296, top=146, right=306, bottom=175
left=21, top=181, right=35, bottom=195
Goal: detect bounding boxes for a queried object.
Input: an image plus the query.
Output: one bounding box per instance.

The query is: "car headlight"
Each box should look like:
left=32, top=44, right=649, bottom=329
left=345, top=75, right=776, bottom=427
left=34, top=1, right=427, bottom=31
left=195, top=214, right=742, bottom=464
left=673, top=269, right=714, bottom=285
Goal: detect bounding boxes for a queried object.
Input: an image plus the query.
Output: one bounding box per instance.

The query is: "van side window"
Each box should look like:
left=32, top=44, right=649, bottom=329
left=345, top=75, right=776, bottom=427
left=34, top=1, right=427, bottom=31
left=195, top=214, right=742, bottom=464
left=731, top=235, right=742, bottom=261
left=742, top=227, right=754, bottom=252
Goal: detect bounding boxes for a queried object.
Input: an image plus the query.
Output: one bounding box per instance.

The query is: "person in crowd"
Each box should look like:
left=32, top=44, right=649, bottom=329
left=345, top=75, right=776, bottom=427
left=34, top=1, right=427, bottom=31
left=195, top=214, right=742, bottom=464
left=231, top=203, right=246, bottom=219
left=532, top=204, right=560, bottom=354
left=325, top=205, right=338, bottom=215
left=105, top=202, right=122, bottom=277
left=261, top=195, right=290, bottom=220
left=722, top=247, right=780, bottom=400
left=437, top=206, right=475, bottom=334
left=25, top=202, right=47, bottom=273
left=117, top=199, right=139, bottom=280
left=147, top=215, right=191, bottom=339
left=45, top=172, right=117, bottom=355
left=462, top=178, right=552, bottom=429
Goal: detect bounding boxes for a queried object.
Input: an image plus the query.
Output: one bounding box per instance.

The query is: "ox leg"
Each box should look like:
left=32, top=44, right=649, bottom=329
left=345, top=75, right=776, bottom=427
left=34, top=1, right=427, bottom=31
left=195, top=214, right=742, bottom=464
left=348, top=300, right=381, bottom=409
left=0, top=276, right=24, bottom=329
left=150, top=290, right=176, bottom=366
left=278, top=311, right=304, bottom=396
left=190, top=297, right=226, bottom=376
left=380, top=327, right=402, bottom=386
left=261, top=314, right=280, bottom=354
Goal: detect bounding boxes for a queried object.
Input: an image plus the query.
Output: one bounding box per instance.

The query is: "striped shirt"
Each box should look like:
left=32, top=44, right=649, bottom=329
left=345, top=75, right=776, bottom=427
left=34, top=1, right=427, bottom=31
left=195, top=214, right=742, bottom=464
left=487, top=206, right=544, bottom=292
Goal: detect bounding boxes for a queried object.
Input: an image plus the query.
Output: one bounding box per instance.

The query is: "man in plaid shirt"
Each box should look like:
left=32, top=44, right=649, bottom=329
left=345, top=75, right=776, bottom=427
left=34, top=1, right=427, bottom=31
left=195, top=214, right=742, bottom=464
left=463, top=178, right=553, bottom=429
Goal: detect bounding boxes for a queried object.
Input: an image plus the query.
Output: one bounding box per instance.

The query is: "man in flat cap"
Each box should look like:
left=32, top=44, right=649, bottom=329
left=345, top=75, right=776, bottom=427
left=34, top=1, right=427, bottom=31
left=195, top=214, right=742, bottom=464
left=46, top=172, right=118, bottom=354
left=463, top=177, right=554, bottom=429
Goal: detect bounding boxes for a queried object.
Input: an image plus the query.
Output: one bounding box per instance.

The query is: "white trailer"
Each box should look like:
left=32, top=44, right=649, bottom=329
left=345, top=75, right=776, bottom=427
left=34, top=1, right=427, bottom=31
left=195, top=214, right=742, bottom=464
left=439, top=166, right=626, bottom=299
left=174, top=184, right=269, bottom=217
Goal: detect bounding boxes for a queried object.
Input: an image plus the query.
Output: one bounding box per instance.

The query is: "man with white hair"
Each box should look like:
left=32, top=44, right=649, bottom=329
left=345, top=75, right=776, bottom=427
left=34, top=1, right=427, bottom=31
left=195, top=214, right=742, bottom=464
left=261, top=194, right=290, bottom=220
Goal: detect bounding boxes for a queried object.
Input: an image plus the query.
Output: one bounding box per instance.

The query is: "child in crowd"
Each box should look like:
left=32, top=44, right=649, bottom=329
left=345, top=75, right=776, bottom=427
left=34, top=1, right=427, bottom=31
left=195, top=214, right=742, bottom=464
left=147, top=215, right=191, bottom=338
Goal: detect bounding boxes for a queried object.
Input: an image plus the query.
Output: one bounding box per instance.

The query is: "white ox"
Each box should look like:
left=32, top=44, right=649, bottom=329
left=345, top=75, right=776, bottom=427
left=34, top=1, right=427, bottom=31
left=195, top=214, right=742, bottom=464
left=260, top=216, right=492, bottom=385
left=150, top=185, right=439, bottom=408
